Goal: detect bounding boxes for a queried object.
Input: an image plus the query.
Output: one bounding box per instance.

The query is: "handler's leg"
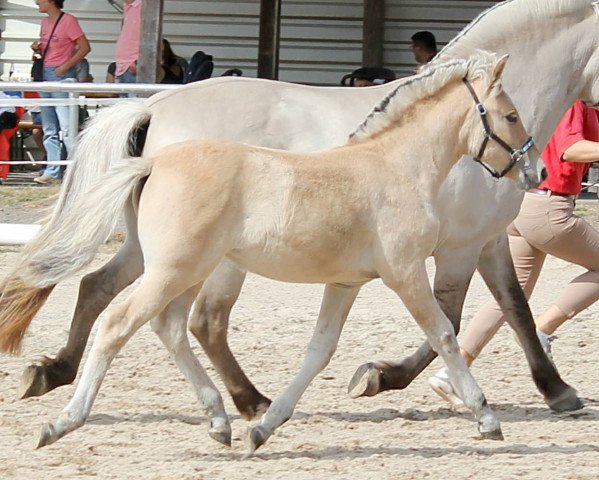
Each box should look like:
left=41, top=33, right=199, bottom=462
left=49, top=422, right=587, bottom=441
left=459, top=233, right=544, bottom=362
left=533, top=199, right=599, bottom=335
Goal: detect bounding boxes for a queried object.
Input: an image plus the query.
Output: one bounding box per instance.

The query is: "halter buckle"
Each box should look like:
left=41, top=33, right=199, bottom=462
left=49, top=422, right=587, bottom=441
left=476, top=103, right=487, bottom=116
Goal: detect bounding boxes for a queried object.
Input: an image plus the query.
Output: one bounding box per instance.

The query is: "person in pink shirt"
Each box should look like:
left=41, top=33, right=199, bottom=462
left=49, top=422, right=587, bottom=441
left=114, top=0, right=142, bottom=84
left=31, top=0, right=90, bottom=184
left=429, top=101, right=599, bottom=405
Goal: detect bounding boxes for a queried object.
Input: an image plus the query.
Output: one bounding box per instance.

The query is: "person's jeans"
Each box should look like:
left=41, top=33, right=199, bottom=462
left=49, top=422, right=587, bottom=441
left=116, top=70, right=137, bottom=98
left=39, top=66, right=76, bottom=179
left=116, top=70, right=137, bottom=83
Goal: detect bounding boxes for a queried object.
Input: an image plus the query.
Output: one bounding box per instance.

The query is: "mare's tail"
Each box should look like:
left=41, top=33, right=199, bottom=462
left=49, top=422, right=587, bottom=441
left=0, top=101, right=153, bottom=354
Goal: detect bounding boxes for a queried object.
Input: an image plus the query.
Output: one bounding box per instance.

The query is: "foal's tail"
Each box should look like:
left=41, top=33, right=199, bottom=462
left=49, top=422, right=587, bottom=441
left=0, top=101, right=153, bottom=354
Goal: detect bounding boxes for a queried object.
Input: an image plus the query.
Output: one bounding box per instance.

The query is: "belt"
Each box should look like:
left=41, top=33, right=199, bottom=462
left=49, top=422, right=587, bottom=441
left=528, top=188, right=576, bottom=200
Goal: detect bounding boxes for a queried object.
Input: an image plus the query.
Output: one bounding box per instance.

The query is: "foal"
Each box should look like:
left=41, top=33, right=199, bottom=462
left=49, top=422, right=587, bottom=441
left=2, top=53, right=541, bottom=452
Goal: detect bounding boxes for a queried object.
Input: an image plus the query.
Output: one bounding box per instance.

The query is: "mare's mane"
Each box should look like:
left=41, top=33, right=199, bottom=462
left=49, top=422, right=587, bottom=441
left=435, top=0, right=598, bottom=63
left=351, top=52, right=497, bottom=142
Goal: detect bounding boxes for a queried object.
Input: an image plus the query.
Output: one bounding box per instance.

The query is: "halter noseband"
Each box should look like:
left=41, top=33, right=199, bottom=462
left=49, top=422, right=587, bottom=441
left=462, top=77, right=534, bottom=179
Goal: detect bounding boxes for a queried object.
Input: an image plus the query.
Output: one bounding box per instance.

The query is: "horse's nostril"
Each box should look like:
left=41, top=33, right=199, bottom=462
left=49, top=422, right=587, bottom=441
left=541, top=168, right=548, bottom=181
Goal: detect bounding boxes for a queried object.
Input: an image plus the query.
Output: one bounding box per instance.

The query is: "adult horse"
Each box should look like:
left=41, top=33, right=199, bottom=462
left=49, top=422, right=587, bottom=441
left=4, top=53, right=541, bottom=450
left=3, top=0, right=598, bottom=415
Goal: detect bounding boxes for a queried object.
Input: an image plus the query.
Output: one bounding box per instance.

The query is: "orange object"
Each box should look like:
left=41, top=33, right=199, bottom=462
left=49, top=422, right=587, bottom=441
left=0, top=106, right=26, bottom=179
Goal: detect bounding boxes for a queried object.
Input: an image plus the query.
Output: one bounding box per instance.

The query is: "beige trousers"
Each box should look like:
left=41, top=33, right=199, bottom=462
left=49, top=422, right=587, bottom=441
left=461, top=192, right=599, bottom=358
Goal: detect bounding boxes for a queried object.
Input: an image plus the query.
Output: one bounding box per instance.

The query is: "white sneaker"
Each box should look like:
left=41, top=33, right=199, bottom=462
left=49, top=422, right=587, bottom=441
left=428, top=368, right=464, bottom=406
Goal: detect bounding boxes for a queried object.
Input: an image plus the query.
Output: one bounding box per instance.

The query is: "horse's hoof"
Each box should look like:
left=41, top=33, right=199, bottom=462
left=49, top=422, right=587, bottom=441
left=347, top=363, right=381, bottom=398
left=546, top=387, right=584, bottom=412
left=18, top=359, right=74, bottom=399
left=36, top=422, right=60, bottom=449
left=478, top=414, right=503, bottom=441
left=479, top=428, right=504, bottom=441
left=19, top=364, right=51, bottom=399
left=208, top=419, right=232, bottom=447
left=245, top=424, right=269, bottom=455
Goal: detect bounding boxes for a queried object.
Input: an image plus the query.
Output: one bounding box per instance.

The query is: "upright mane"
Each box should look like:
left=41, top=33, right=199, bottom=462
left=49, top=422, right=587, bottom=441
left=351, top=51, right=498, bottom=142
left=435, top=0, right=598, bottom=63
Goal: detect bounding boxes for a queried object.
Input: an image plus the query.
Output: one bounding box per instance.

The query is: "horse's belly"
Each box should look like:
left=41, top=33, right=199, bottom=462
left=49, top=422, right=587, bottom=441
left=226, top=249, right=377, bottom=284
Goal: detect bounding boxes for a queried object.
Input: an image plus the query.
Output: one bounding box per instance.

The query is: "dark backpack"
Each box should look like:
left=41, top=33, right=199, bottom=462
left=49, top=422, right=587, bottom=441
left=340, top=67, right=396, bottom=86
left=185, top=51, right=214, bottom=84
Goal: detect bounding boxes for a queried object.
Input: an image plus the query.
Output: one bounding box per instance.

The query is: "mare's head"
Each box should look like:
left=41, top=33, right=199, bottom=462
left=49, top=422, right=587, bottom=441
left=581, top=1, right=599, bottom=106
left=460, top=52, right=545, bottom=190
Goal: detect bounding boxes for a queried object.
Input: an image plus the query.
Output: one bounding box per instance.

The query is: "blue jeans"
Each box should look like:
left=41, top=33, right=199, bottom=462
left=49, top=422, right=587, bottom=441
left=39, top=66, right=76, bottom=179
left=116, top=70, right=137, bottom=98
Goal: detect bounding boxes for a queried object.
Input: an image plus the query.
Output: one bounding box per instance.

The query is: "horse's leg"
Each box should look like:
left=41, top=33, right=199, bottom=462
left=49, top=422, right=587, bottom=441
left=37, top=271, right=229, bottom=448
left=189, top=258, right=271, bottom=421
left=348, top=247, right=478, bottom=398
left=245, top=283, right=361, bottom=454
left=151, top=284, right=232, bottom=446
left=19, top=202, right=143, bottom=399
left=476, top=234, right=582, bottom=412
left=385, top=265, right=502, bottom=440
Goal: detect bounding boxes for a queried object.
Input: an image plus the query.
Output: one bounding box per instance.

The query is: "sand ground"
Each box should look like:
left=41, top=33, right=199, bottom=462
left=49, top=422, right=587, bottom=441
left=0, top=192, right=598, bottom=480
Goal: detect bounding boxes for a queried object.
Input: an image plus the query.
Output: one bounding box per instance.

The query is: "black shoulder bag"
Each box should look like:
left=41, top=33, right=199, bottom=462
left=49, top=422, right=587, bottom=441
left=31, top=13, right=65, bottom=82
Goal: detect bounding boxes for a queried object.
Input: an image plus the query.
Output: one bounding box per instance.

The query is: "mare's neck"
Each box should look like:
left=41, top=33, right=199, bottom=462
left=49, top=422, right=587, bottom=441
left=502, top=17, right=597, bottom=147
left=447, top=14, right=599, bottom=148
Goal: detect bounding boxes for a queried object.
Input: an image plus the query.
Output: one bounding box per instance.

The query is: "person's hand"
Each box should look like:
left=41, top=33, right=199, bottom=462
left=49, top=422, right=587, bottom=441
left=127, top=62, right=137, bottom=74
left=55, top=65, right=69, bottom=76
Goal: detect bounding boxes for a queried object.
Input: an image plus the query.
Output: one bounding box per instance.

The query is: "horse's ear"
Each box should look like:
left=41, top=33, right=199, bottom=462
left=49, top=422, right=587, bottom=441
left=487, top=54, right=509, bottom=94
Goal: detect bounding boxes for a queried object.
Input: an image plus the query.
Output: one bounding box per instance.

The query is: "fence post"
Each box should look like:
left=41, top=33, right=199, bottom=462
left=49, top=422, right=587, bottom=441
left=68, top=90, right=78, bottom=149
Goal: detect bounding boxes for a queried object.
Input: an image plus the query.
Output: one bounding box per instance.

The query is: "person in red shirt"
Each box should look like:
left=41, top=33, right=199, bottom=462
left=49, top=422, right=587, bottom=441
left=428, top=100, right=599, bottom=405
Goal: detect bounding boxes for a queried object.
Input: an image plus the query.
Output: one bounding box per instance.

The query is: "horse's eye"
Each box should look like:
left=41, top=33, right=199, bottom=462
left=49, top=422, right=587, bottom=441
left=505, top=113, right=518, bottom=124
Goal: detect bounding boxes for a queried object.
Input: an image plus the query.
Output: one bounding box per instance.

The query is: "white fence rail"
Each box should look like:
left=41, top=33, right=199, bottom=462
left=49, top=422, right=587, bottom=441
left=1, top=81, right=177, bottom=245
left=0, top=80, right=178, bottom=148
left=0, top=224, right=41, bottom=246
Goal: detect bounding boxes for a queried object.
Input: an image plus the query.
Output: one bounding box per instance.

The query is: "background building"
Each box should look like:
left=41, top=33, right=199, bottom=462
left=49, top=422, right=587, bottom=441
left=0, top=0, right=497, bottom=85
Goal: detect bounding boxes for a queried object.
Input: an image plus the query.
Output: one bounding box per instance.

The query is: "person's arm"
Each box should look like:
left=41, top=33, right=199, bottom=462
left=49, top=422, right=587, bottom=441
left=55, top=35, right=91, bottom=76
left=562, top=140, right=599, bottom=163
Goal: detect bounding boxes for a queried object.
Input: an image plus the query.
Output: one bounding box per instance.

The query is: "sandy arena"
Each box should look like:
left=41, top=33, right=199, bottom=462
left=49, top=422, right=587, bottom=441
left=1, top=193, right=598, bottom=479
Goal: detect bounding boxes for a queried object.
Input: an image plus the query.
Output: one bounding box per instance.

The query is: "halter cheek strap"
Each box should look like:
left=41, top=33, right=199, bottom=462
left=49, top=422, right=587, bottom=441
left=462, top=77, right=534, bottom=179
